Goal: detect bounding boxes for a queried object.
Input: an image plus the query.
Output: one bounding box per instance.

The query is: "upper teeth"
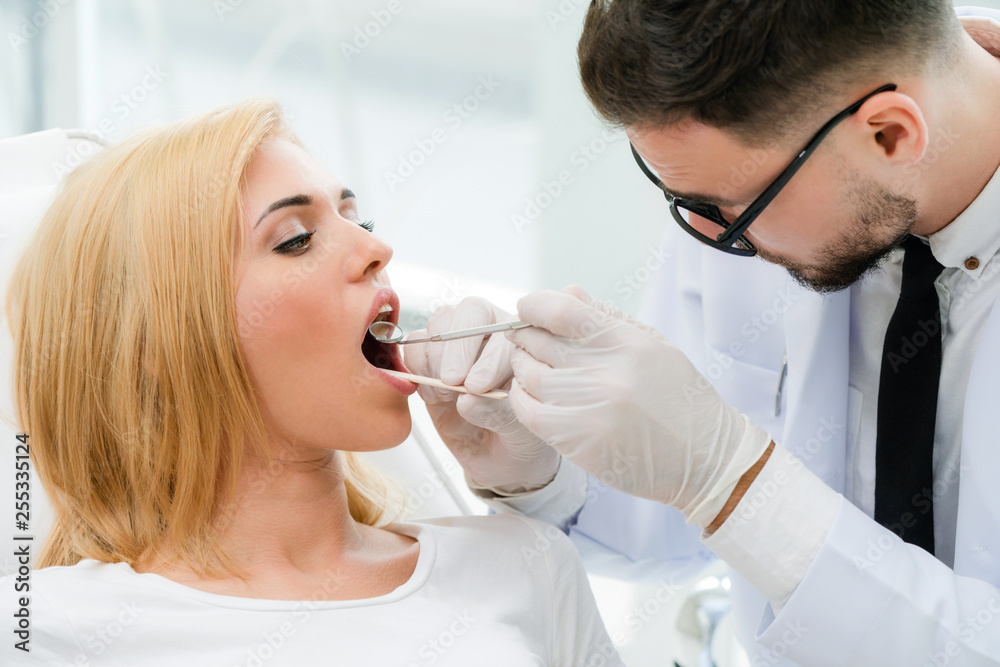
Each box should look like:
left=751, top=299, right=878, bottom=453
left=379, top=303, right=393, bottom=314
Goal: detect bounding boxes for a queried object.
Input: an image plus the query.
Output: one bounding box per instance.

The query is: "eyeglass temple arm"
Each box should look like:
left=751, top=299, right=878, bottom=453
left=630, top=142, right=667, bottom=189
left=715, top=83, right=899, bottom=244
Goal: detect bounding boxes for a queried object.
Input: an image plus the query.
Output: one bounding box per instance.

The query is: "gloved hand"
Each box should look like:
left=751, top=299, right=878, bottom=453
left=505, top=286, right=773, bottom=528
left=403, top=297, right=561, bottom=495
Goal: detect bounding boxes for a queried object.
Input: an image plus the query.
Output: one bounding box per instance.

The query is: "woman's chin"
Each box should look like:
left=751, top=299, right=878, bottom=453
left=353, top=410, right=412, bottom=452
left=382, top=417, right=413, bottom=451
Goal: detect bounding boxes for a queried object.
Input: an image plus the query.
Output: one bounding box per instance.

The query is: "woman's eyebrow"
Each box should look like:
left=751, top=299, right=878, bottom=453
left=255, top=194, right=313, bottom=229
left=254, top=188, right=356, bottom=229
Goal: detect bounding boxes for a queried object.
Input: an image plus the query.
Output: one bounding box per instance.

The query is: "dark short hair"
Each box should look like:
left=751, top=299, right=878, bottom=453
left=578, top=0, right=962, bottom=143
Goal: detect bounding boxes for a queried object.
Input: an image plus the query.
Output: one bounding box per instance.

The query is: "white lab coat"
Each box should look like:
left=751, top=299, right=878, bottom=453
left=568, top=34, right=1000, bottom=657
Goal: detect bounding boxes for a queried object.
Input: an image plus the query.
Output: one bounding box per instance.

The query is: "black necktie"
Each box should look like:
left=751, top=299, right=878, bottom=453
left=875, top=235, right=944, bottom=554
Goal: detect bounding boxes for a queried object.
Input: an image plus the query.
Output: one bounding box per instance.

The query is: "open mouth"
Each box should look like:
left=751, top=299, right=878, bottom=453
left=363, top=303, right=400, bottom=371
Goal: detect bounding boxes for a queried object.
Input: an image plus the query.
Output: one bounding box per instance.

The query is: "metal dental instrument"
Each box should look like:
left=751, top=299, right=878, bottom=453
left=368, top=320, right=533, bottom=345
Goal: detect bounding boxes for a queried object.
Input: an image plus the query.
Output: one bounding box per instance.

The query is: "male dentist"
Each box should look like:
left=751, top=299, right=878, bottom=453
left=406, top=3, right=1000, bottom=664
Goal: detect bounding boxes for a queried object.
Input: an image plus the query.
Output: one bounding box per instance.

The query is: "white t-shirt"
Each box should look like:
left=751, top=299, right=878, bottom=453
left=3, top=514, right=623, bottom=667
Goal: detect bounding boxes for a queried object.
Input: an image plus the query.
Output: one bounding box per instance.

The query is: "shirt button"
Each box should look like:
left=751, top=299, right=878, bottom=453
left=965, top=257, right=981, bottom=271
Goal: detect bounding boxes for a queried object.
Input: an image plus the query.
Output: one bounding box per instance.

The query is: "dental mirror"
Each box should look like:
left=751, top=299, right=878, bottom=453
left=368, top=320, right=532, bottom=345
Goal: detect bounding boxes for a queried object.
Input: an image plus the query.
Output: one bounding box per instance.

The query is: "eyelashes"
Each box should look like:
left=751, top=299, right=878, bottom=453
left=272, top=219, right=376, bottom=255
left=274, top=231, right=315, bottom=255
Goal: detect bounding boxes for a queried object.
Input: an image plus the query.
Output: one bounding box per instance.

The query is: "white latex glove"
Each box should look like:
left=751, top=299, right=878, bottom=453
left=403, top=297, right=561, bottom=495
left=505, top=286, right=773, bottom=528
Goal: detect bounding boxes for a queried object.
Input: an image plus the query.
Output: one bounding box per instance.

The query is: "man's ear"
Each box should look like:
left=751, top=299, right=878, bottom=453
left=854, top=90, right=929, bottom=166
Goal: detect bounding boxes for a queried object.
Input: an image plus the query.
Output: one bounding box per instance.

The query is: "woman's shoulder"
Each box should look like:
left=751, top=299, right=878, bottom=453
left=26, top=558, right=136, bottom=593
left=17, top=558, right=123, bottom=591
left=2, top=560, right=143, bottom=663
left=400, top=513, right=580, bottom=570
left=407, top=512, right=560, bottom=539
left=15, top=558, right=183, bottom=622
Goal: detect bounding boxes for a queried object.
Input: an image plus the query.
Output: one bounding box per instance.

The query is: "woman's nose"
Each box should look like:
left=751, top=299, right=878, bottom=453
left=355, top=227, right=393, bottom=279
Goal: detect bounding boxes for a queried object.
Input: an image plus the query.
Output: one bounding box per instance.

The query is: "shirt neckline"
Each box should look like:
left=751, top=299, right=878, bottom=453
left=84, top=521, right=436, bottom=611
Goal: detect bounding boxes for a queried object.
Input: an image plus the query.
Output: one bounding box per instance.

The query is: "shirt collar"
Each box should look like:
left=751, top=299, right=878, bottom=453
left=919, top=11, right=1000, bottom=279
left=926, top=158, right=1000, bottom=279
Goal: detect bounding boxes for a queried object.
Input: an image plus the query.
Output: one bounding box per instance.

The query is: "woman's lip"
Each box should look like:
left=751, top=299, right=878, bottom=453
left=374, top=365, right=418, bottom=395
left=362, top=287, right=413, bottom=394
left=365, top=287, right=400, bottom=337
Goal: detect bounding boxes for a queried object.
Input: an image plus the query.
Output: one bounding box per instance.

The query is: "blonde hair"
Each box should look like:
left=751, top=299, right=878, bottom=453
left=4, top=99, right=400, bottom=579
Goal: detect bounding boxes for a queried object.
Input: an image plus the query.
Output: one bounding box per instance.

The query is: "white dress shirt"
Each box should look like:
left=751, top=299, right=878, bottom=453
left=845, top=160, right=1000, bottom=570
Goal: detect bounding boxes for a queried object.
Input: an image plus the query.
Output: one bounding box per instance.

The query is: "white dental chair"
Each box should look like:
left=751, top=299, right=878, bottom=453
left=0, top=128, right=100, bottom=578
left=0, top=128, right=745, bottom=667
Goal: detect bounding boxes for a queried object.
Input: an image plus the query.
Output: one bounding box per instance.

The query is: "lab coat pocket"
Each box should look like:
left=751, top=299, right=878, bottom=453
left=699, top=348, right=785, bottom=443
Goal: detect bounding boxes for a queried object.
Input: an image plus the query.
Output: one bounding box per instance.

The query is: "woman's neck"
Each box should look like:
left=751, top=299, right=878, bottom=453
left=135, top=448, right=419, bottom=600
left=217, top=448, right=365, bottom=572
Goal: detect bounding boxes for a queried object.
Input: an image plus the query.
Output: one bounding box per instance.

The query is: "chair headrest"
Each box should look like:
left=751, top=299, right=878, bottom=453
left=0, top=128, right=78, bottom=195
left=0, top=129, right=107, bottom=427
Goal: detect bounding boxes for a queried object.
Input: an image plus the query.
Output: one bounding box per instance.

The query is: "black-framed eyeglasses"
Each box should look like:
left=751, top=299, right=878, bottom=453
left=630, top=83, right=898, bottom=257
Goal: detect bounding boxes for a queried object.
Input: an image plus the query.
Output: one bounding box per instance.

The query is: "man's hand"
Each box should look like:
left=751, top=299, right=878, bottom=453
left=403, top=297, right=561, bottom=494
left=505, top=286, right=773, bottom=529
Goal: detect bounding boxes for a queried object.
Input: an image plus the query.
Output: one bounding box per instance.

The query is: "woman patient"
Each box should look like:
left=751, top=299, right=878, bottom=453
left=2, top=99, right=623, bottom=666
